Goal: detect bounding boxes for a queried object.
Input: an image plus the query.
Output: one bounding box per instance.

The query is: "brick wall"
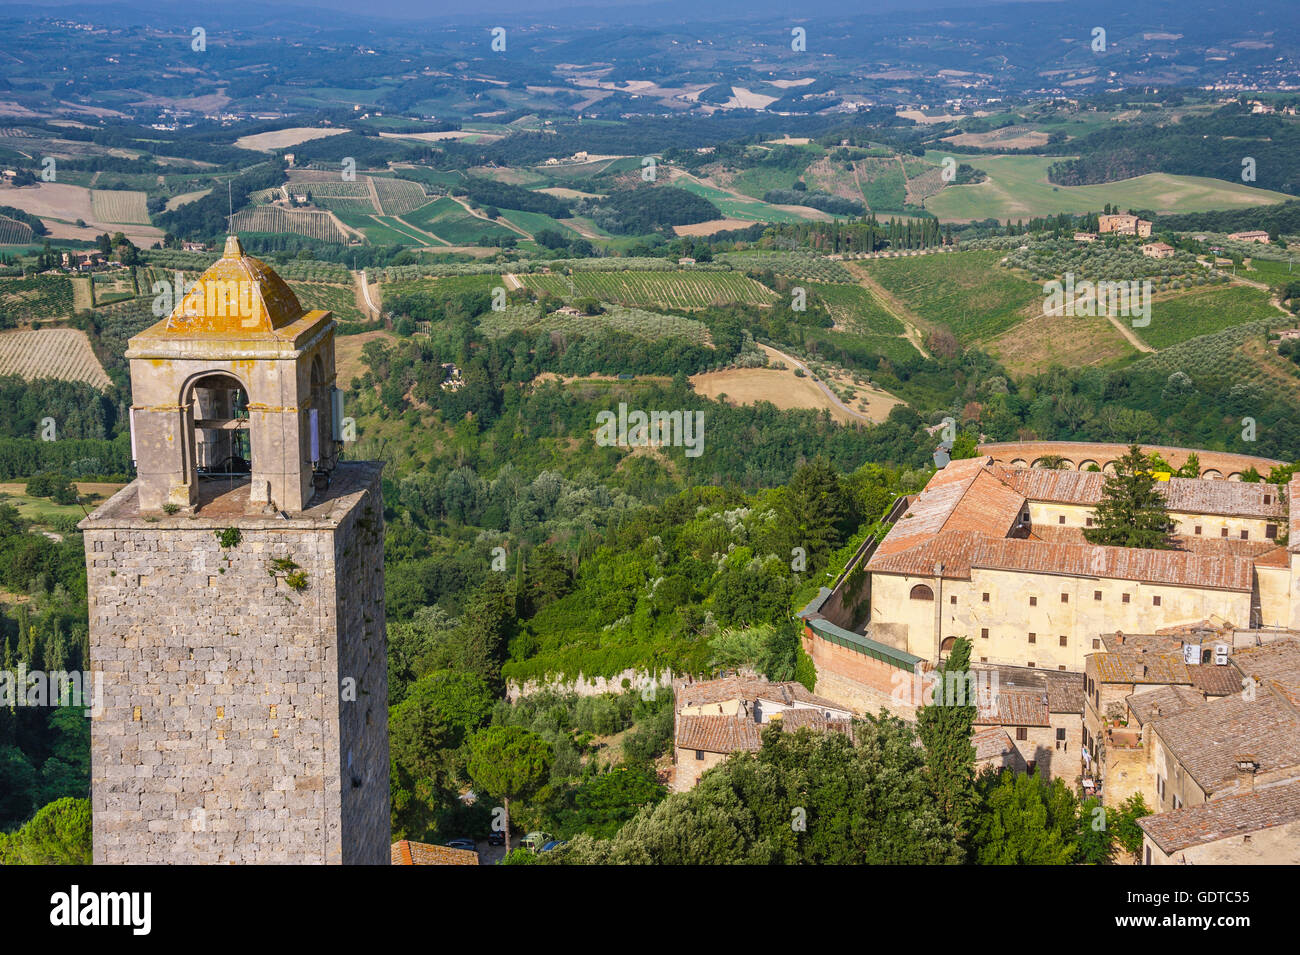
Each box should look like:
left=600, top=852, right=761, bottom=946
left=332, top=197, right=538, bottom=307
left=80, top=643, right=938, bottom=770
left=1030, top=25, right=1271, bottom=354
left=801, top=627, right=909, bottom=700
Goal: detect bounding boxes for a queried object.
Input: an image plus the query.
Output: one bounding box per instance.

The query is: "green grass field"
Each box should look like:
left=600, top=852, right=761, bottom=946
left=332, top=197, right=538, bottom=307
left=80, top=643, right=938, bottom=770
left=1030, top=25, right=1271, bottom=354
left=1244, top=257, right=1300, bottom=290
left=923, top=152, right=1293, bottom=222
left=672, top=178, right=822, bottom=224
left=496, top=208, right=583, bottom=239
left=863, top=250, right=1041, bottom=343
left=1135, top=285, right=1283, bottom=350
left=403, top=198, right=516, bottom=244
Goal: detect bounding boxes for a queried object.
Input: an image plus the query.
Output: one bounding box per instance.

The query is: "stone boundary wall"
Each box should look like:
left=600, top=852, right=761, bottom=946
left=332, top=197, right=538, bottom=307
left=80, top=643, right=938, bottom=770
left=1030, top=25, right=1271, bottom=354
left=506, top=667, right=674, bottom=703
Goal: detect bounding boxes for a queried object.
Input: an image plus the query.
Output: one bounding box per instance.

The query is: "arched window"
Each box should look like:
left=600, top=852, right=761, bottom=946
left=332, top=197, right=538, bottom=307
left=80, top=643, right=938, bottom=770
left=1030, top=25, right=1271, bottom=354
left=187, top=372, right=250, bottom=477
left=910, top=584, right=935, bottom=601
left=940, top=637, right=957, bottom=657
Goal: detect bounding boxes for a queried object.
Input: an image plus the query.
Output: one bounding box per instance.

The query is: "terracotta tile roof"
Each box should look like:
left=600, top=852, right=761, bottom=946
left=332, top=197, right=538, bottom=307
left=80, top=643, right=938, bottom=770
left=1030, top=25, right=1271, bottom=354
left=1102, top=632, right=1187, bottom=653
left=1125, top=685, right=1206, bottom=726
left=1003, top=468, right=1105, bottom=505
left=1150, top=686, right=1300, bottom=796
left=1138, top=778, right=1300, bottom=854
left=969, top=538, right=1254, bottom=592
left=769, top=709, right=853, bottom=736
left=972, top=726, right=1020, bottom=763
left=975, top=687, right=1051, bottom=727
left=675, top=675, right=774, bottom=709
left=1002, top=467, right=1285, bottom=518
left=675, top=675, right=851, bottom=716
left=973, top=664, right=1084, bottom=714
left=1161, top=478, right=1287, bottom=519
left=390, top=840, right=480, bottom=866
left=676, top=714, right=762, bottom=754
left=869, top=457, right=1023, bottom=572
left=757, top=684, right=850, bottom=713
left=1254, top=545, right=1290, bottom=568
left=1034, top=529, right=1283, bottom=567
left=864, top=529, right=987, bottom=579
left=1044, top=670, right=1086, bottom=713
left=1188, top=663, right=1247, bottom=697
left=868, top=457, right=1272, bottom=588
left=1231, top=639, right=1300, bottom=687
left=1092, top=650, right=1191, bottom=685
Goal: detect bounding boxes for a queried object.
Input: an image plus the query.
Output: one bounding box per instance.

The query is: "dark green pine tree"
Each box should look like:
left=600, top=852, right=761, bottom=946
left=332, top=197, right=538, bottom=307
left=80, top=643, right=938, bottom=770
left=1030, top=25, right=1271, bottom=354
left=916, top=636, right=977, bottom=848
left=1083, top=445, right=1173, bottom=549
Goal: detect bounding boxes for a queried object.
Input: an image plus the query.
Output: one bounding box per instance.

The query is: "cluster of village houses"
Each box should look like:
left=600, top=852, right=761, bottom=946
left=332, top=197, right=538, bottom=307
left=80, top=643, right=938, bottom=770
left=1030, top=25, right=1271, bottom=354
left=664, top=443, right=1300, bottom=865
left=1071, top=210, right=1269, bottom=260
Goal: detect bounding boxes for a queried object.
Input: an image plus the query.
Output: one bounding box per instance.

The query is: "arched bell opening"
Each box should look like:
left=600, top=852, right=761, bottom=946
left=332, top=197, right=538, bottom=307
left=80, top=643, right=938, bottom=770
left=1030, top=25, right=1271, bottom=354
left=308, top=356, right=336, bottom=492
left=185, top=372, right=251, bottom=481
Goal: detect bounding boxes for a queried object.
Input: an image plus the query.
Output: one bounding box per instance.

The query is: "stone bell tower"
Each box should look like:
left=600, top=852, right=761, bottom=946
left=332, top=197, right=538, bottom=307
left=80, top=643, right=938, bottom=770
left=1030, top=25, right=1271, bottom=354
left=81, top=236, right=388, bottom=864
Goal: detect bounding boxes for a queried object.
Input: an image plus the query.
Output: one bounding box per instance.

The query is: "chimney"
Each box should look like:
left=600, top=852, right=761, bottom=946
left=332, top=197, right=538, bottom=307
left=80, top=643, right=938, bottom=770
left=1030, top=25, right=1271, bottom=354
left=1235, top=755, right=1260, bottom=793
left=1115, top=631, right=1125, bottom=647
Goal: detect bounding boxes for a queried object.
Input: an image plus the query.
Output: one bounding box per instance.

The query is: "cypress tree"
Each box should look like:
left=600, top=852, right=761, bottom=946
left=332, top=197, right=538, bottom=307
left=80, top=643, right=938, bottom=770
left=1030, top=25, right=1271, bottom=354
left=916, top=636, right=977, bottom=848
left=1083, top=445, right=1173, bottom=549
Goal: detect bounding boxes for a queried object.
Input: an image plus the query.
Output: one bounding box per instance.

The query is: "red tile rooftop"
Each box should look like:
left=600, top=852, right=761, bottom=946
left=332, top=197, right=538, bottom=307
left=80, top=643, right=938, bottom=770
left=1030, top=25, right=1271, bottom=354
left=1138, top=778, right=1300, bottom=854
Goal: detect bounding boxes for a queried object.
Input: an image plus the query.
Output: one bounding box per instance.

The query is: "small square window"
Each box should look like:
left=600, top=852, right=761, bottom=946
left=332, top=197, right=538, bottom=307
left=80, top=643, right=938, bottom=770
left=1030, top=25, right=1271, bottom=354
left=1086, top=518, right=1094, bottom=527
left=1194, top=526, right=1202, bottom=535
left=981, top=628, right=989, bottom=639
left=1059, top=635, right=1068, bottom=647
left=1153, top=596, right=1161, bottom=607
left=1093, top=638, right=1101, bottom=649
left=1058, top=665, right=1067, bottom=671
left=980, top=656, right=988, bottom=663
left=1093, top=591, right=1102, bottom=601
left=1267, top=524, right=1278, bottom=540
left=1221, top=527, right=1229, bottom=538
left=1058, top=515, right=1066, bottom=525
left=1240, top=530, right=1249, bottom=540
left=1029, top=595, right=1037, bottom=606
left=1122, top=593, right=1131, bottom=604
left=695, top=750, right=704, bottom=761
left=1056, top=728, right=1066, bottom=741
left=1027, top=661, right=1036, bottom=668
left=950, top=595, right=957, bottom=604
left=982, top=593, right=989, bottom=603
left=1060, top=593, right=1068, bottom=604
left=1264, top=494, right=1272, bottom=505
left=1016, top=727, right=1027, bottom=741
left=1028, top=632, right=1037, bottom=644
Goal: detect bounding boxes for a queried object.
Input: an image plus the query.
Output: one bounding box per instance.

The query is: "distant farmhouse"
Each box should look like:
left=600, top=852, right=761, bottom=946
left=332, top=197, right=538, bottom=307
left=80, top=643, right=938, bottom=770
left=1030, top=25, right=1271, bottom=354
left=1098, top=213, right=1153, bottom=238
left=1141, top=241, right=1175, bottom=259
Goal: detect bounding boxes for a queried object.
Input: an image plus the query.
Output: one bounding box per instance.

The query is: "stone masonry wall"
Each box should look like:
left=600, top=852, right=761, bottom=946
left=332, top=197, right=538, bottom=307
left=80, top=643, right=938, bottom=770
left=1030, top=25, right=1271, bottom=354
left=333, top=483, right=389, bottom=864
left=84, top=468, right=387, bottom=864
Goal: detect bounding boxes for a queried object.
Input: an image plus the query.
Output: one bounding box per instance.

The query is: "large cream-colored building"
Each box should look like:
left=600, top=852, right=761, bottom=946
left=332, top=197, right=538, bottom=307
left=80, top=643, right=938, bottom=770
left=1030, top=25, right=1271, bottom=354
left=855, top=456, right=1295, bottom=672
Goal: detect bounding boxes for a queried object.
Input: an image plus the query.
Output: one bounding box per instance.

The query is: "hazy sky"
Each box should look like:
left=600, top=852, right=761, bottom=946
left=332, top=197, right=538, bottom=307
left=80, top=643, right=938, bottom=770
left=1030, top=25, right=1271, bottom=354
left=1, top=0, right=1051, bottom=24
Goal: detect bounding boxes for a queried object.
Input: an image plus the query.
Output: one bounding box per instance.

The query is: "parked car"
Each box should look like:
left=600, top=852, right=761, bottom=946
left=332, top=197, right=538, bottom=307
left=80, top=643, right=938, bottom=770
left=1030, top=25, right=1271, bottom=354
left=445, top=838, right=476, bottom=852
left=520, top=831, right=552, bottom=852
left=486, top=831, right=505, bottom=846
left=539, top=840, right=566, bottom=853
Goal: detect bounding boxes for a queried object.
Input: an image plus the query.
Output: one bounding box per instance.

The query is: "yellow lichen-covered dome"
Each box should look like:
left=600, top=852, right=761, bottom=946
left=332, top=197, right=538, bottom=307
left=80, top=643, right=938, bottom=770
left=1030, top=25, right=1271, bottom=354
left=163, top=235, right=304, bottom=335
